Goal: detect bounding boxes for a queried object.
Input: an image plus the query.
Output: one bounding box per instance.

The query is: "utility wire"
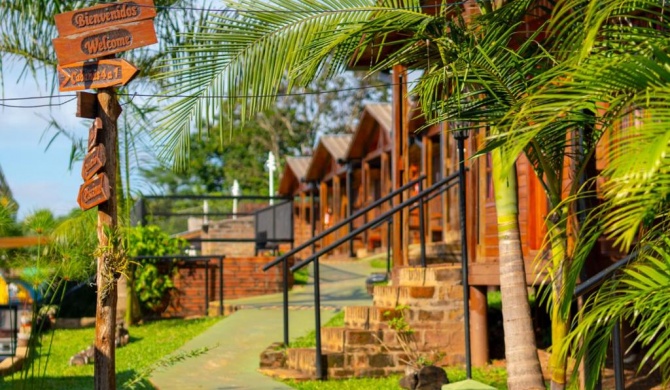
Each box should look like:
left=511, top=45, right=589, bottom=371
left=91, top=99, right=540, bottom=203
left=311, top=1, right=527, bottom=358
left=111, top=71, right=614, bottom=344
left=0, top=80, right=422, bottom=107
left=132, top=1, right=481, bottom=14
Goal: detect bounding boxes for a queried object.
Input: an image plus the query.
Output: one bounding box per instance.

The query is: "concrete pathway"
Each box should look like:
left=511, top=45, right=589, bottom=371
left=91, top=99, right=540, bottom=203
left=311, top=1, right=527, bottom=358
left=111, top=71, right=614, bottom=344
left=150, top=260, right=377, bottom=390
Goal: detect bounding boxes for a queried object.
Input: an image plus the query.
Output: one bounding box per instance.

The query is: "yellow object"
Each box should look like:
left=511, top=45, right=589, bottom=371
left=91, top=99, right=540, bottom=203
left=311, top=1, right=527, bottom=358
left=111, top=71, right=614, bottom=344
left=0, top=274, right=8, bottom=305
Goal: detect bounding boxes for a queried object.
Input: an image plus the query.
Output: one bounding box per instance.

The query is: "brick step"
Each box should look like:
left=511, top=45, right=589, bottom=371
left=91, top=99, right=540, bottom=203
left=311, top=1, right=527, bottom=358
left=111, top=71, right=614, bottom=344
left=344, top=306, right=370, bottom=330
left=259, top=367, right=316, bottom=381
left=408, top=242, right=461, bottom=265
left=372, top=285, right=437, bottom=307
left=321, top=327, right=346, bottom=352
left=396, top=264, right=462, bottom=287
left=286, top=348, right=346, bottom=376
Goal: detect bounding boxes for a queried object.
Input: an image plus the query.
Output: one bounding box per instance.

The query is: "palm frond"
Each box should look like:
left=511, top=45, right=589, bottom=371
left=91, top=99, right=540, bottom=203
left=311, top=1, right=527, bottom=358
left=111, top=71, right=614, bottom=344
left=154, top=0, right=442, bottom=167
left=564, top=235, right=670, bottom=388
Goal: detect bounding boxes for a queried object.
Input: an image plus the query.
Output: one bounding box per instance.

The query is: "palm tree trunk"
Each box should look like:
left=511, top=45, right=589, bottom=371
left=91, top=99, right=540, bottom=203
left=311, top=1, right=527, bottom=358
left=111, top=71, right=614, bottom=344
left=547, top=210, right=570, bottom=390
left=492, top=150, right=545, bottom=390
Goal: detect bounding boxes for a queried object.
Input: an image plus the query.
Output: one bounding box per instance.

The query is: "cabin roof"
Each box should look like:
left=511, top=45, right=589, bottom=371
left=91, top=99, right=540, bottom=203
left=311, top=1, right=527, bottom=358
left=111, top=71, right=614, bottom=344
left=278, top=156, right=312, bottom=195
left=347, top=103, right=392, bottom=159
left=305, top=134, right=353, bottom=181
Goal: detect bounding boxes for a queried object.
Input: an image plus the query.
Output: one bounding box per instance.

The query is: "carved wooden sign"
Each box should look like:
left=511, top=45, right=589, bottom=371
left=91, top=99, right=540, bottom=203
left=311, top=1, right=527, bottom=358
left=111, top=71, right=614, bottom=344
left=54, top=0, right=156, bottom=36
left=88, top=117, right=103, bottom=151
left=77, top=173, right=111, bottom=211
left=82, top=144, right=107, bottom=181
left=58, top=59, right=138, bottom=92
left=53, top=20, right=157, bottom=65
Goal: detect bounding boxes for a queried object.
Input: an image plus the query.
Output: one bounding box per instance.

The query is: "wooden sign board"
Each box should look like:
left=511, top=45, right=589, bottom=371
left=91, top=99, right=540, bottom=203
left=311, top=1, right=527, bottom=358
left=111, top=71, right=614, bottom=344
left=77, top=173, right=111, bottom=211
left=55, top=0, right=156, bottom=37
left=53, top=20, right=157, bottom=65
left=82, top=144, right=107, bottom=181
left=76, top=91, right=98, bottom=118
left=58, top=59, right=138, bottom=92
left=88, top=117, right=103, bottom=151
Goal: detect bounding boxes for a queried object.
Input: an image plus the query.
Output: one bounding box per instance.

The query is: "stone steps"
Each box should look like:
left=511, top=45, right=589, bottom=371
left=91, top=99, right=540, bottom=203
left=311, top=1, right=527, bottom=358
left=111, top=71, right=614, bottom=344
left=267, top=262, right=466, bottom=381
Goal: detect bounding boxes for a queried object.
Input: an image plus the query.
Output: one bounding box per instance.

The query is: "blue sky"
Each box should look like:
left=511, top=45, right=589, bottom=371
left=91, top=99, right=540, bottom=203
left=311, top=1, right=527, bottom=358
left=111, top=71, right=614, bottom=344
left=0, top=66, right=84, bottom=220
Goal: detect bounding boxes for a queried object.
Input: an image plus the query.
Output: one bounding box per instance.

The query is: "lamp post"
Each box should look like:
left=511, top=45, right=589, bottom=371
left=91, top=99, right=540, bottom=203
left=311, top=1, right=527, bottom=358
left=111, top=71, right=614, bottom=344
left=231, top=180, right=240, bottom=220
left=203, top=199, right=209, bottom=230
left=266, top=152, right=277, bottom=205
left=453, top=124, right=472, bottom=379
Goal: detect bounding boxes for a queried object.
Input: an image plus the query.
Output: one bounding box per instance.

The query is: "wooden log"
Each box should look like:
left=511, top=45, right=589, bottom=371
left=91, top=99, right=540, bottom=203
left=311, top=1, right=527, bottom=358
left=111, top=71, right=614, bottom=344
left=94, top=88, right=121, bottom=390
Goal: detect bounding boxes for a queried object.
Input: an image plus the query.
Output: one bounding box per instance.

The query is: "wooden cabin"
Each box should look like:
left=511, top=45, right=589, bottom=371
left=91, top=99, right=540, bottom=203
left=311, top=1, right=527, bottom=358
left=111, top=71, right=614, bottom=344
left=304, top=134, right=359, bottom=257
left=344, top=103, right=393, bottom=254
left=277, top=156, right=318, bottom=255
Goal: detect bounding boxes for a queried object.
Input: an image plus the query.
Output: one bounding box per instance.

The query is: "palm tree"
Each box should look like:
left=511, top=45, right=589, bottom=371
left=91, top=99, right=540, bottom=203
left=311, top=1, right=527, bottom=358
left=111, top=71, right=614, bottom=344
left=154, top=1, right=545, bottom=388
left=499, top=0, right=670, bottom=386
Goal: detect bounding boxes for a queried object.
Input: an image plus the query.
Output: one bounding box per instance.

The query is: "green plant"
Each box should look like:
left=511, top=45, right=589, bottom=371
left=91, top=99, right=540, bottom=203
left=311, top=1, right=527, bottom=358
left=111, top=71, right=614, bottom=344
left=126, top=225, right=188, bottom=315
left=293, top=266, right=309, bottom=285
left=380, top=305, right=444, bottom=370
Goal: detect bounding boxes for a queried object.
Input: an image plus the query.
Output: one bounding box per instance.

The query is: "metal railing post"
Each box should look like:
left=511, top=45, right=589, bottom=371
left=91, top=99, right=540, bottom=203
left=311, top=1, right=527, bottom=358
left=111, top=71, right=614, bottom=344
left=387, top=219, right=392, bottom=275
left=314, top=256, right=324, bottom=380
left=456, top=134, right=472, bottom=379
left=418, top=181, right=427, bottom=268
left=204, top=260, right=209, bottom=316
left=282, top=257, right=290, bottom=347
left=218, top=256, right=224, bottom=316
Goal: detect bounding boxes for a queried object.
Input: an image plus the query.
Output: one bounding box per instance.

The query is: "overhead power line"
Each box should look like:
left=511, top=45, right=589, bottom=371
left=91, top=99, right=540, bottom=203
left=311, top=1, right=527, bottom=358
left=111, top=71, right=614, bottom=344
left=0, top=80, right=424, bottom=108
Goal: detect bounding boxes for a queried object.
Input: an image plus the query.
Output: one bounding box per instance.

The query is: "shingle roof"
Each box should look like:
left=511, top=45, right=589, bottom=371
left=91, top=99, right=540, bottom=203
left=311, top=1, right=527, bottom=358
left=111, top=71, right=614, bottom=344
left=285, top=156, right=311, bottom=181
left=320, top=134, right=353, bottom=162
left=364, top=103, right=392, bottom=134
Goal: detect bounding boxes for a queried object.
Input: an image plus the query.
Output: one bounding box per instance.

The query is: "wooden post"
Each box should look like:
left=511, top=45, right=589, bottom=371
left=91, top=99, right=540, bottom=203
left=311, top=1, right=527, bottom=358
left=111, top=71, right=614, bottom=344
left=470, top=285, right=489, bottom=366
left=94, top=87, right=121, bottom=390
left=392, top=64, right=408, bottom=268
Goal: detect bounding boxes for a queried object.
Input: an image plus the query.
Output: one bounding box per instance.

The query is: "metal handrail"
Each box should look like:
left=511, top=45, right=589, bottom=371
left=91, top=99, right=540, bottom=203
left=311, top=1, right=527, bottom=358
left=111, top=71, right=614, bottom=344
left=573, top=250, right=636, bottom=390
left=262, top=174, right=433, bottom=272
left=285, top=172, right=460, bottom=380
left=291, top=172, right=460, bottom=272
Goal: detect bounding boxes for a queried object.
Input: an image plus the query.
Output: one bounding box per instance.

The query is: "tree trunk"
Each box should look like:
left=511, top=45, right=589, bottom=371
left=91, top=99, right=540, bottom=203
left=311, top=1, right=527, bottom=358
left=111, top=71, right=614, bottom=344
left=547, top=210, right=570, bottom=390
left=492, top=151, right=545, bottom=390
left=95, top=88, right=121, bottom=390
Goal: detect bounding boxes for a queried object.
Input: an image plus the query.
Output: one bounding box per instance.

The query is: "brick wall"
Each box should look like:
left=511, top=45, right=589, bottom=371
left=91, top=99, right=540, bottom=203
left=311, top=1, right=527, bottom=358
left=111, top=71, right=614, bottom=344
left=163, top=256, right=293, bottom=318
left=201, top=217, right=256, bottom=257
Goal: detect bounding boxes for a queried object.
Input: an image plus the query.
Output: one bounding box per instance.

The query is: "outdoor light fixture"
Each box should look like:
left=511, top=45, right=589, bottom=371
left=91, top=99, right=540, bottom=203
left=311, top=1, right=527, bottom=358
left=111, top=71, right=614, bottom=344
left=202, top=200, right=209, bottom=233
left=266, top=152, right=277, bottom=205
left=231, top=180, right=240, bottom=220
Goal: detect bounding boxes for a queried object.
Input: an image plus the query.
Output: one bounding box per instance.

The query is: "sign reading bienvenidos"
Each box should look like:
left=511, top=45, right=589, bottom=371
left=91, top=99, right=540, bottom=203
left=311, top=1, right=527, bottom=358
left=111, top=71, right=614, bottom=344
left=52, top=0, right=157, bottom=67
left=54, top=0, right=156, bottom=36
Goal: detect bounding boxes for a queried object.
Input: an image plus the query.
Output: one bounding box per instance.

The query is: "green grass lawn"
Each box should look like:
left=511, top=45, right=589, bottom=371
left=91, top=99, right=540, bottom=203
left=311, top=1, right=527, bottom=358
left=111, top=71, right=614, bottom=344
left=1, top=317, right=220, bottom=389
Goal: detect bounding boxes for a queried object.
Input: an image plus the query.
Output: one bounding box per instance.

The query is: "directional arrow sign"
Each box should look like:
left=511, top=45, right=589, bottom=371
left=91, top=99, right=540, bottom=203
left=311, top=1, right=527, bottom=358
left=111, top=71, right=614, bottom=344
left=77, top=173, right=111, bottom=211
left=58, top=59, right=138, bottom=92
left=82, top=144, right=107, bottom=181
left=53, top=19, right=157, bottom=65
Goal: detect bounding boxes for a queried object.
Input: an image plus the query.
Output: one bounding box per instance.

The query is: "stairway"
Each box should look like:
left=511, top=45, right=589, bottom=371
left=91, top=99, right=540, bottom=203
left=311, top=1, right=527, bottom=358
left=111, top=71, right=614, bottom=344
left=261, top=264, right=467, bottom=379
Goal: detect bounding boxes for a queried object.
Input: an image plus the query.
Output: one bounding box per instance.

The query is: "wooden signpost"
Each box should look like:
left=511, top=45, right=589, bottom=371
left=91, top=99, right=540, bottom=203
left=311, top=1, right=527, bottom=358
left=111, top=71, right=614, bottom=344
left=58, top=59, right=138, bottom=92
left=77, top=173, right=111, bottom=210
left=88, top=118, right=103, bottom=151
left=54, top=0, right=156, bottom=36
left=82, top=144, right=107, bottom=181
left=53, top=1, right=157, bottom=388
left=53, top=20, right=157, bottom=65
